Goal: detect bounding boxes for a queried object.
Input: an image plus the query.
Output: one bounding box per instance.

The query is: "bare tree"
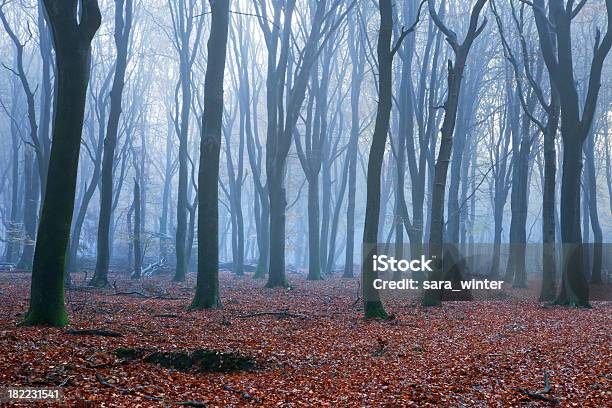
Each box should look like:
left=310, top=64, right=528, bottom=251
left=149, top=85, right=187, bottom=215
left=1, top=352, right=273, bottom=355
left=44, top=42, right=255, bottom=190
left=422, top=0, right=488, bottom=307
left=531, top=0, right=611, bottom=306
left=22, top=0, right=101, bottom=326
left=191, top=0, right=230, bottom=310
left=362, top=0, right=423, bottom=318
left=91, top=0, right=134, bottom=286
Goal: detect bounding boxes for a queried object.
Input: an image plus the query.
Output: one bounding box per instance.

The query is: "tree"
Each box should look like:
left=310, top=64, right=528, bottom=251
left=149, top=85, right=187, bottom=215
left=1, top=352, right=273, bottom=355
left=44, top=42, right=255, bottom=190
left=66, top=65, right=113, bottom=281
left=422, top=0, right=488, bottom=307
left=362, top=0, right=423, bottom=318
left=491, top=0, right=560, bottom=299
left=531, top=0, right=611, bottom=306
left=132, top=178, right=142, bottom=279
left=234, top=16, right=269, bottom=279
left=91, top=0, right=134, bottom=287
left=191, top=0, right=230, bottom=310
left=22, top=0, right=101, bottom=326
left=343, top=12, right=366, bottom=278
left=1, top=79, right=22, bottom=263
left=486, top=65, right=513, bottom=279
left=170, top=0, right=204, bottom=282
left=0, top=2, right=42, bottom=270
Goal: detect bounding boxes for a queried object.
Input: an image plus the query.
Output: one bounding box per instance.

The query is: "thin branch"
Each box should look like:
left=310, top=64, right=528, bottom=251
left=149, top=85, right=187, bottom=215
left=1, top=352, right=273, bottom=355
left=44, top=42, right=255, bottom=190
left=391, top=0, right=427, bottom=57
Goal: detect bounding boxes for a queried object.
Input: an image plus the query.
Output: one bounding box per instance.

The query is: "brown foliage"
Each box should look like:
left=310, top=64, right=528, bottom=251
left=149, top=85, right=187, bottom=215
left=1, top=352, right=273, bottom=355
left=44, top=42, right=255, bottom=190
left=0, top=272, right=609, bottom=406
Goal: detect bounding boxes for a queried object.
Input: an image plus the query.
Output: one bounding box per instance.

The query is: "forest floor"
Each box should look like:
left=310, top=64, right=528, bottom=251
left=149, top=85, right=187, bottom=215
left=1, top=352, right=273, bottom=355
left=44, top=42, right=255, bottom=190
left=0, top=271, right=610, bottom=407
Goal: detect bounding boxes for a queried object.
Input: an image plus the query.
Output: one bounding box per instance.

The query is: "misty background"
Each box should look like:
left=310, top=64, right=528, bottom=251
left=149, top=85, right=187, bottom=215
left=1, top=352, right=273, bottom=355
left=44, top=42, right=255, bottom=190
left=0, top=0, right=610, bottom=283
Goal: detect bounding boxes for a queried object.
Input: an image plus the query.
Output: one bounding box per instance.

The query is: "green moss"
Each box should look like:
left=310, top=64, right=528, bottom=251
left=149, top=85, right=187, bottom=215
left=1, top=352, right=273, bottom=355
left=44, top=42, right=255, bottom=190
left=421, top=291, right=442, bottom=307
left=144, top=349, right=254, bottom=373
left=306, top=271, right=322, bottom=281
left=252, top=263, right=266, bottom=279
left=189, top=296, right=222, bottom=310
left=553, top=298, right=592, bottom=308
left=364, top=301, right=389, bottom=319
left=20, top=307, right=69, bottom=327
left=114, top=347, right=146, bottom=359
left=265, top=276, right=288, bottom=288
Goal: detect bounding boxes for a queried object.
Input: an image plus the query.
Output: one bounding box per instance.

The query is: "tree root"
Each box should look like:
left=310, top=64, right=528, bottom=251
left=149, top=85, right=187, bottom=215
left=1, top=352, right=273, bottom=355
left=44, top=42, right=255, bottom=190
left=223, top=385, right=260, bottom=402
left=512, top=372, right=558, bottom=405
left=177, top=401, right=207, bottom=407
left=513, top=388, right=558, bottom=404
left=95, top=373, right=163, bottom=401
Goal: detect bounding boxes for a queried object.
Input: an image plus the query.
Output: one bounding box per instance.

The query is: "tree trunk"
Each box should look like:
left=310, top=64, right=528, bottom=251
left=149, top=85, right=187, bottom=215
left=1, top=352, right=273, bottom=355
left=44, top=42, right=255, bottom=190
left=91, top=0, right=133, bottom=287
left=540, top=100, right=559, bottom=301
left=558, top=137, right=589, bottom=305
left=132, top=179, right=142, bottom=279
left=266, top=180, right=288, bottom=287
left=4, top=118, right=20, bottom=263
left=307, top=177, right=321, bottom=280
left=191, top=0, right=229, bottom=310
left=343, top=21, right=362, bottom=278
left=17, top=150, right=37, bottom=270
left=584, top=132, right=603, bottom=284
left=423, top=0, right=487, bottom=307
left=532, top=0, right=611, bottom=306
left=22, top=0, right=101, bottom=326
left=159, top=118, right=174, bottom=262
left=362, top=0, right=395, bottom=319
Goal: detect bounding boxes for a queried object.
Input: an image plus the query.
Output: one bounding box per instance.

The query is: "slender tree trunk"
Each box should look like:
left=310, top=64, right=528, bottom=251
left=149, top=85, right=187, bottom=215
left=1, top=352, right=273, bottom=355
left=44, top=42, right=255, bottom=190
left=127, top=203, right=134, bottom=271
left=307, top=177, right=321, bottom=280
left=540, top=98, right=559, bottom=301
left=186, top=199, right=197, bottom=269
left=67, top=106, right=105, bottom=279
left=423, top=57, right=466, bottom=306
left=4, top=124, right=20, bottom=263
left=191, top=0, right=229, bottom=310
left=362, top=0, right=396, bottom=318
left=326, top=150, right=350, bottom=275
left=511, top=130, right=531, bottom=288
left=558, top=136, right=589, bottom=305
left=266, top=179, right=288, bottom=287
left=343, top=17, right=364, bottom=280
left=584, top=132, right=603, bottom=284
left=17, top=150, right=37, bottom=270
left=37, top=1, right=52, bottom=196
left=132, top=179, right=142, bottom=279
left=264, top=0, right=325, bottom=287
left=422, top=0, right=487, bottom=307
left=174, top=71, right=191, bottom=282
left=605, top=123, right=612, bottom=216
left=91, top=0, right=133, bottom=287
left=159, top=118, right=173, bottom=262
